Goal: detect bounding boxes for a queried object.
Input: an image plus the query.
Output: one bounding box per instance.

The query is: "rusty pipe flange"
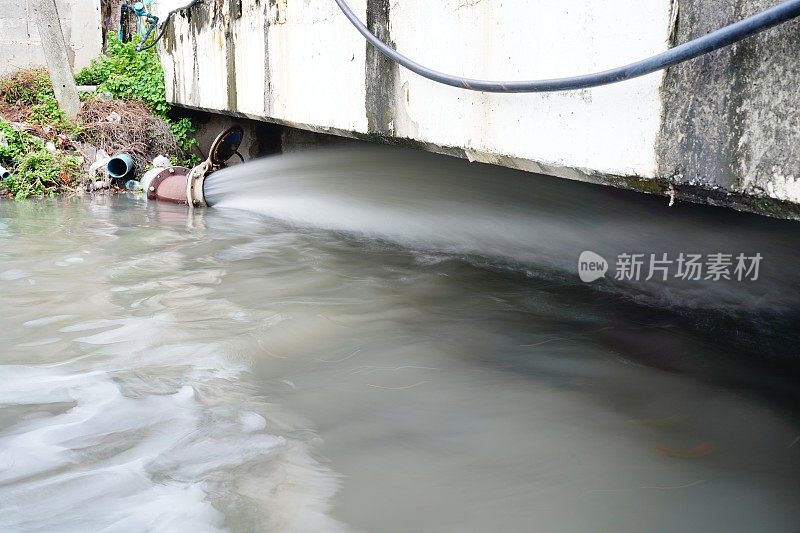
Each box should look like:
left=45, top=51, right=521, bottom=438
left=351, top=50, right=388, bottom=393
left=146, top=166, right=190, bottom=204
left=209, top=125, right=244, bottom=168
left=186, top=160, right=210, bottom=208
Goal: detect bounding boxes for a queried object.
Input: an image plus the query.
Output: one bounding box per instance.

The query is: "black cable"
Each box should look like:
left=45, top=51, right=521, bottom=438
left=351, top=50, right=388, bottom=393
left=137, top=0, right=205, bottom=52
left=135, top=15, right=160, bottom=51
left=334, top=0, right=800, bottom=92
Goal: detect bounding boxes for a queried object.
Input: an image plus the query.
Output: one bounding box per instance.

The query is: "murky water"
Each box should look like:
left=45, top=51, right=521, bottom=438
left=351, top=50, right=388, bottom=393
left=1, top=152, right=800, bottom=531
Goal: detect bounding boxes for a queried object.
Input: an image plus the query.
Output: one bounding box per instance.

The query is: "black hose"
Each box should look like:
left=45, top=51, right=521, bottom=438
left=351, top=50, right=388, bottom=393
left=137, top=0, right=205, bottom=52
left=334, top=0, right=800, bottom=92
left=119, top=4, right=131, bottom=43
left=135, top=15, right=160, bottom=51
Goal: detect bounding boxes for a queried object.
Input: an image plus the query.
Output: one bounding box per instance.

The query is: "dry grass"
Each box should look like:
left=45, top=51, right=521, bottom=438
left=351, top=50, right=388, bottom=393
left=0, top=68, right=53, bottom=138
left=77, top=99, right=180, bottom=174
left=0, top=101, right=32, bottom=124
left=0, top=68, right=50, bottom=106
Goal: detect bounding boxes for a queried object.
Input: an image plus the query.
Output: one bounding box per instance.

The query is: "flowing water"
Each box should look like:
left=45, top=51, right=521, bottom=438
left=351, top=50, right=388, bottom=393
left=1, top=147, right=800, bottom=532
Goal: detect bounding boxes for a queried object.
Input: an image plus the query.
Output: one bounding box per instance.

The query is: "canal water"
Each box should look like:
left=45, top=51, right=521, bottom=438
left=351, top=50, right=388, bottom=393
left=1, top=150, right=800, bottom=531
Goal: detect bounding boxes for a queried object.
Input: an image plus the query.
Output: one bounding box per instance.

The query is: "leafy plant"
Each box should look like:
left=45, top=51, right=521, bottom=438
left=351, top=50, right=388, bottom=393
left=0, top=69, right=81, bottom=137
left=29, top=94, right=82, bottom=136
left=0, top=120, right=81, bottom=200
left=5, top=151, right=81, bottom=200
left=0, top=121, right=43, bottom=162
left=169, top=117, right=199, bottom=160
left=76, top=35, right=198, bottom=160
left=76, top=35, right=169, bottom=116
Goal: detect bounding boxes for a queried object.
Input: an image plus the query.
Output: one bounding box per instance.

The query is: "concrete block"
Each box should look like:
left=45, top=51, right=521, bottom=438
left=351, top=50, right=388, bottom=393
left=0, top=0, right=101, bottom=75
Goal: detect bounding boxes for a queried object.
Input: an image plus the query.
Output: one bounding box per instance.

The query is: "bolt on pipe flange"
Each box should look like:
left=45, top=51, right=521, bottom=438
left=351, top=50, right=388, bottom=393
left=186, top=160, right=210, bottom=208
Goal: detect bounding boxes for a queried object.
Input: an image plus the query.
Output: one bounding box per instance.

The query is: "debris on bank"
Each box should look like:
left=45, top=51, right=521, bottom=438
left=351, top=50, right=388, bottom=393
left=77, top=99, right=182, bottom=190
left=0, top=37, right=198, bottom=200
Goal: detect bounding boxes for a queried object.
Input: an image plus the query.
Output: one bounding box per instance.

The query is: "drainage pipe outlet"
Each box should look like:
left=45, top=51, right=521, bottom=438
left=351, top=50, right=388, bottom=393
left=107, top=154, right=135, bottom=179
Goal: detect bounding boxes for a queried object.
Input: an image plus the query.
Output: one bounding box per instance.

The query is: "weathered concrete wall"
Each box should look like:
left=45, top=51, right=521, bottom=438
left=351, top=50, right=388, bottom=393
left=0, top=0, right=103, bottom=76
left=156, top=0, right=800, bottom=218
left=658, top=0, right=800, bottom=216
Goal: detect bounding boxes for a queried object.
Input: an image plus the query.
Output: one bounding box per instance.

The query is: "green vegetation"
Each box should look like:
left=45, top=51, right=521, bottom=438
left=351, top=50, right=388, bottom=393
left=0, top=35, right=199, bottom=200
left=30, top=95, right=83, bottom=136
left=0, top=121, right=41, bottom=162
left=0, top=69, right=81, bottom=137
left=169, top=117, right=198, bottom=157
left=0, top=69, right=52, bottom=106
left=76, top=36, right=198, bottom=155
left=0, top=121, right=81, bottom=200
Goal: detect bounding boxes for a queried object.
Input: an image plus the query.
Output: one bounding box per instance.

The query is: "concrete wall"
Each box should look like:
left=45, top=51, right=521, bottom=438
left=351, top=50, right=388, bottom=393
left=0, top=0, right=103, bottom=76
left=156, top=0, right=800, bottom=219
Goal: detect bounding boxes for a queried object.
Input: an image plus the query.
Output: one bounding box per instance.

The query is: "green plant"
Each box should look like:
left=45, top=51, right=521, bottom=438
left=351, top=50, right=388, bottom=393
left=0, top=121, right=43, bottom=161
left=0, top=69, right=81, bottom=137
left=76, top=35, right=198, bottom=163
left=4, top=150, right=81, bottom=200
left=76, top=35, right=170, bottom=117
left=0, top=120, right=81, bottom=200
left=169, top=117, right=199, bottom=159
left=29, top=94, right=82, bottom=136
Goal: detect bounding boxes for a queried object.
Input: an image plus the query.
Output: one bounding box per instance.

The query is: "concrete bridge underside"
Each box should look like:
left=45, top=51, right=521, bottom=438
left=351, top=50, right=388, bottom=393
left=156, top=0, right=800, bottom=219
